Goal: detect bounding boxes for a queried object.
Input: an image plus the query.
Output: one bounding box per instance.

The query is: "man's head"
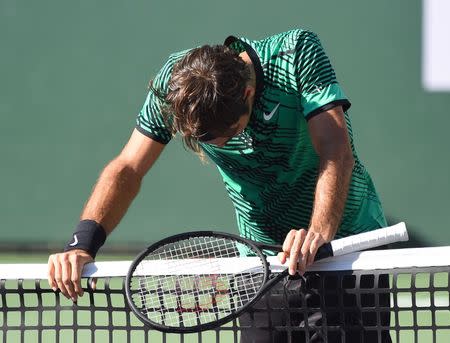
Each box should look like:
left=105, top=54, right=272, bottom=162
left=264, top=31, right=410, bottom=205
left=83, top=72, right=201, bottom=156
left=165, top=45, right=255, bottom=152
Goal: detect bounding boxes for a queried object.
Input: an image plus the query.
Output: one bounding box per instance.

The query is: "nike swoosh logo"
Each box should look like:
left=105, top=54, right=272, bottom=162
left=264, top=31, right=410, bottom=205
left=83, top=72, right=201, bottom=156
left=263, top=103, right=280, bottom=121
left=69, top=234, right=78, bottom=246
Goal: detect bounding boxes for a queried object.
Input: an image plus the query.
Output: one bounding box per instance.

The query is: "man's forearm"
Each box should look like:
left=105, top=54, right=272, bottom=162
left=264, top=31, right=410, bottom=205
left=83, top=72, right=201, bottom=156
left=81, top=157, right=143, bottom=235
left=309, top=154, right=354, bottom=242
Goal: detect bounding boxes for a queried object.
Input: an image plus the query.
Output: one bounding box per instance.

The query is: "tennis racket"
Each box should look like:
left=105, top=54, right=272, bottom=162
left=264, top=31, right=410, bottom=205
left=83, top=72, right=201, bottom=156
left=125, top=222, right=408, bottom=333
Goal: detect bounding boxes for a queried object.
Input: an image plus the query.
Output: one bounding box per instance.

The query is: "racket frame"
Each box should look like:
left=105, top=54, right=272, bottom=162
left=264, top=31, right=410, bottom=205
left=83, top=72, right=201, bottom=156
left=125, top=230, right=275, bottom=333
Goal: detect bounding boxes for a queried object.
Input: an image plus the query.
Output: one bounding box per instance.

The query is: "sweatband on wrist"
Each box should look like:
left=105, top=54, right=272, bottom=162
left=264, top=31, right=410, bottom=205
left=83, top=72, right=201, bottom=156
left=64, top=220, right=107, bottom=258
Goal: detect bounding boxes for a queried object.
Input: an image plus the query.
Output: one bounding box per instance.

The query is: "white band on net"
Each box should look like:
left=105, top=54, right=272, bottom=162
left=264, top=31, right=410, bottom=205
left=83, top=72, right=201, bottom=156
left=4, top=247, right=450, bottom=279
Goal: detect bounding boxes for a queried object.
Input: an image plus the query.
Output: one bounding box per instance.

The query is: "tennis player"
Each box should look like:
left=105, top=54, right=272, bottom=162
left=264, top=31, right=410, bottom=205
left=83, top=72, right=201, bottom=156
left=48, top=29, right=390, bottom=342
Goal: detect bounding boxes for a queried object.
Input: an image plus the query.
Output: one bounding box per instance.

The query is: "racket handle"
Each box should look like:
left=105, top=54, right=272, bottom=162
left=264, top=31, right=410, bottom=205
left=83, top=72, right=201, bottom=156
left=330, top=222, right=408, bottom=257
left=256, top=223, right=408, bottom=261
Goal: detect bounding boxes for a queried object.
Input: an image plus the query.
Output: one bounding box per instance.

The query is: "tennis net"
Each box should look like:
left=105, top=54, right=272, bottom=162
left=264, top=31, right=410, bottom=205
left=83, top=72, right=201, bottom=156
left=1, top=246, right=450, bottom=342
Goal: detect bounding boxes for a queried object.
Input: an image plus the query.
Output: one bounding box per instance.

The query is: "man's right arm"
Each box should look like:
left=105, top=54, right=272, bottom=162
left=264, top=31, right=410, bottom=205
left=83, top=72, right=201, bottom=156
left=47, top=129, right=166, bottom=302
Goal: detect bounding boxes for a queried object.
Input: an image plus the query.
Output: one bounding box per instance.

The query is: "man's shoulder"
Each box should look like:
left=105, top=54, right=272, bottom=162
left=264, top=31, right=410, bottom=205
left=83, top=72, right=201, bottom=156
left=159, top=48, right=192, bottom=75
left=166, top=48, right=193, bottom=64
left=227, top=29, right=323, bottom=64
left=152, top=48, right=193, bottom=92
left=245, top=29, right=320, bottom=47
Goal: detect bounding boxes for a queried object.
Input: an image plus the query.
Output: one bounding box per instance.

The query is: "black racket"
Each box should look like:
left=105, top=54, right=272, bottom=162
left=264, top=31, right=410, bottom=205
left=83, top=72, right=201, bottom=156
left=125, top=222, right=407, bottom=333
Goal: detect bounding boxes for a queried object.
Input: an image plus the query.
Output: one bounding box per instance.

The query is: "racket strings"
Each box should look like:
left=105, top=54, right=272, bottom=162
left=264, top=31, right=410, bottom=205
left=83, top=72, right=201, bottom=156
left=130, top=236, right=266, bottom=328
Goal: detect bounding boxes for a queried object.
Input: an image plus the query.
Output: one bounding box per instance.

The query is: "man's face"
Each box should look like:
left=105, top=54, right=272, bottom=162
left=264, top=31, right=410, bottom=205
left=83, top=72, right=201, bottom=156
left=199, top=85, right=255, bottom=147
left=202, top=112, right=251, bottom=147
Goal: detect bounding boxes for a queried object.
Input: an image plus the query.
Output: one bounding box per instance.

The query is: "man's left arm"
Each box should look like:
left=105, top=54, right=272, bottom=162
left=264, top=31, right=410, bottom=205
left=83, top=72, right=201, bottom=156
left=279, top=106, right=354, bottom=275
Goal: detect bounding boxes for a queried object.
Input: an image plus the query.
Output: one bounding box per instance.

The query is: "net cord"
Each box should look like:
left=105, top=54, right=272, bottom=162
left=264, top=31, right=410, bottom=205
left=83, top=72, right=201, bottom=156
left=2, top=246, right=450, bottom=279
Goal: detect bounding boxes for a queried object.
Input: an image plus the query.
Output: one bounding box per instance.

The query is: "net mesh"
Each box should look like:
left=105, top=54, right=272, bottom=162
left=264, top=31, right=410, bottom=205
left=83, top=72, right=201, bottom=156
left=1, top=247, right=450, bottom=343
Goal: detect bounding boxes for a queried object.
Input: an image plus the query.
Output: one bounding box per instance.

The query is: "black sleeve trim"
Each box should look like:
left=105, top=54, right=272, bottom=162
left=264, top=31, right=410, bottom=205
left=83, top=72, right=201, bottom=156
left=135, top=125, right=170, bottom=144
left=305, top=99, right=351, bottom=121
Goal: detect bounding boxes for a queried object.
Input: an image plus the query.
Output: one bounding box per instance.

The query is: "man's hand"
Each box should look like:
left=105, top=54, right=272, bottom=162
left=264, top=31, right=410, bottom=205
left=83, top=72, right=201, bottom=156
left=277, top=228, right=327, bottom=275
left=47, top=249, right=94, bottom=302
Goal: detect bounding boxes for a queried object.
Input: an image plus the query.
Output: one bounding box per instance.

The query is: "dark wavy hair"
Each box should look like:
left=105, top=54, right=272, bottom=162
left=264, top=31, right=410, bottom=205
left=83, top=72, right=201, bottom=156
left=162, top=45, right=251, bottom=154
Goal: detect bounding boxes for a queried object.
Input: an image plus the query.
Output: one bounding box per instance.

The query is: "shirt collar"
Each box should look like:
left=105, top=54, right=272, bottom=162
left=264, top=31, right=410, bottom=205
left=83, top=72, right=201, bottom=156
left=224, top=35, right=264, bottom=103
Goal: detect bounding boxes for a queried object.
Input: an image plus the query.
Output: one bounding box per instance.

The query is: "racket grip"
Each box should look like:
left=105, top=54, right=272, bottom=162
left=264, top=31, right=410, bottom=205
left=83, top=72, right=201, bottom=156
left=330, top=222, right=408, bottom=257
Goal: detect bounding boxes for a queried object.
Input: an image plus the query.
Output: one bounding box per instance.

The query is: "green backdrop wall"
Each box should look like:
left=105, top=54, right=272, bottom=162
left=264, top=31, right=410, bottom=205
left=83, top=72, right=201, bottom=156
left=1, top=0, right=449, bottom=250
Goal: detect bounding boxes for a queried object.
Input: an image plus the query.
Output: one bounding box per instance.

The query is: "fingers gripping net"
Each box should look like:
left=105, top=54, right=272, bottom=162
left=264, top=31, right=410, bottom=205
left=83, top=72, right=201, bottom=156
left=128, top=236, right=266, bottom=329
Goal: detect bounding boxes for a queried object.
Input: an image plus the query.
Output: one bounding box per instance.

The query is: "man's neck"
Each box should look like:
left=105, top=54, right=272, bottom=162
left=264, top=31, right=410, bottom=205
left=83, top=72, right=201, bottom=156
left=239, top=51, right=257, bottom=89
left=239, top=51, right=257, bottom=107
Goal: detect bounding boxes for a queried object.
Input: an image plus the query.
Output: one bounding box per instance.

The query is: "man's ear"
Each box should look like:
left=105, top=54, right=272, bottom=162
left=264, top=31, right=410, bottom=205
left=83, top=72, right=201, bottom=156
left=243, top=85, right=255, bottom=100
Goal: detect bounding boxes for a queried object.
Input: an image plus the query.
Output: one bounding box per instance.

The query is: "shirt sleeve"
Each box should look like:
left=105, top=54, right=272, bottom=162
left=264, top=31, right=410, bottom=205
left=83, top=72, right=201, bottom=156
left=135, top=88, right=172, bottom=144
left=294, top=31, right=351, bottom=120
left=135, top=55, right=178, bottom=144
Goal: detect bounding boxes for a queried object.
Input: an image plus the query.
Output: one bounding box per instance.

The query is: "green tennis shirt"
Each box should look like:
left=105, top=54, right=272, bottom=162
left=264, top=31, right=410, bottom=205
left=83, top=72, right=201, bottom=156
left=136, top=29, right=387, bottom=245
